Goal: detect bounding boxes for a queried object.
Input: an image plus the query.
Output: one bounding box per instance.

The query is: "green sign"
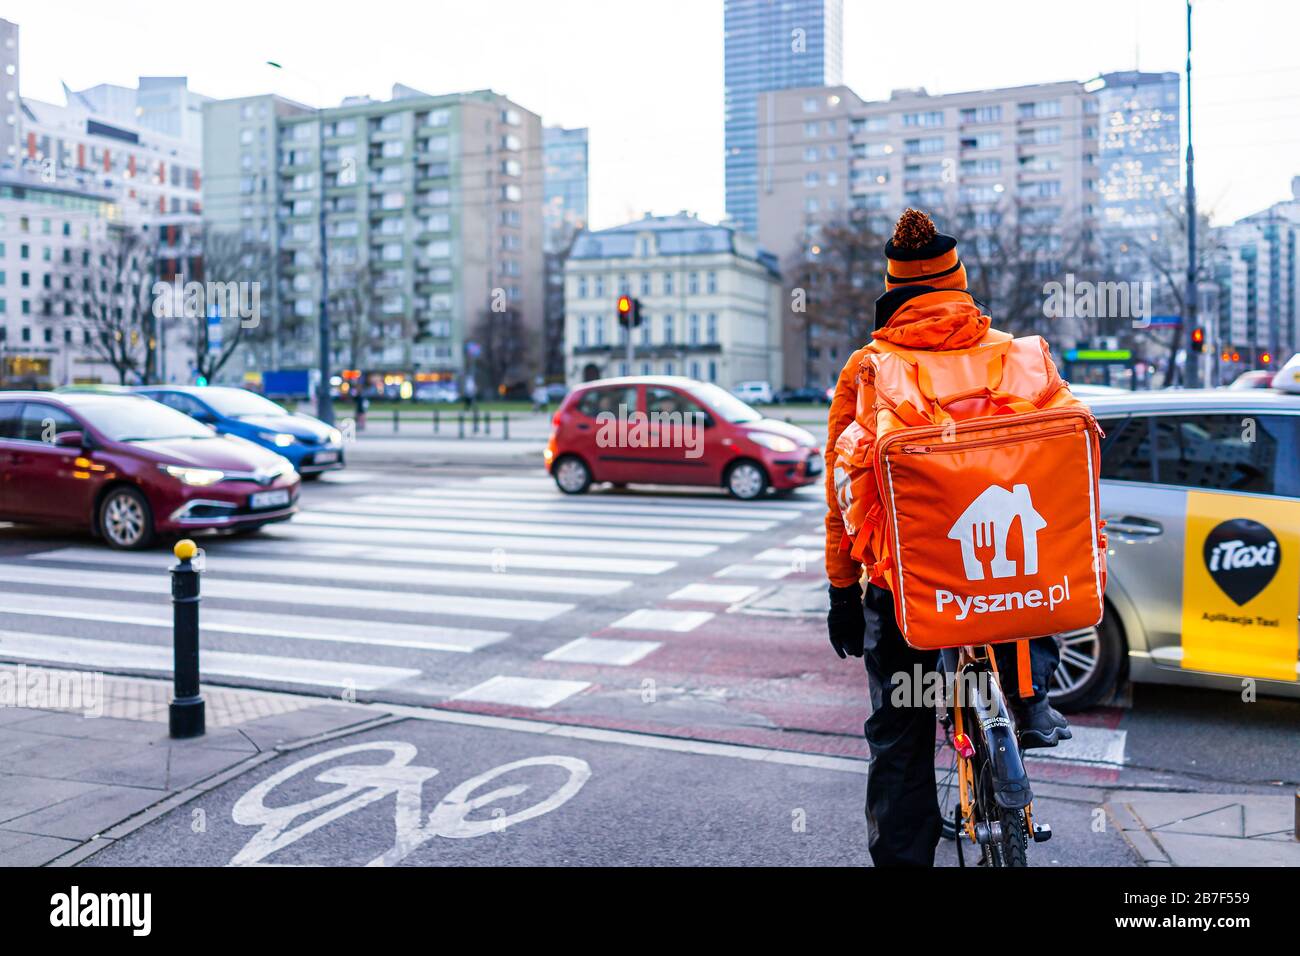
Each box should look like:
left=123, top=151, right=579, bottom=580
left=1065, top=348, right=1133, bottom=362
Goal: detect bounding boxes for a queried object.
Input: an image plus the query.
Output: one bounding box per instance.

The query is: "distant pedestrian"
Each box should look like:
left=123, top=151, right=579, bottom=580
left=354, top=390, right=369, bottom=431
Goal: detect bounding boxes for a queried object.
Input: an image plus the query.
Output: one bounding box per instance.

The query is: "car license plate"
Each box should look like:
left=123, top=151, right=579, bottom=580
left=314, top=451, right=340, bottom=464
left=250, top=489, right=290, bottom=509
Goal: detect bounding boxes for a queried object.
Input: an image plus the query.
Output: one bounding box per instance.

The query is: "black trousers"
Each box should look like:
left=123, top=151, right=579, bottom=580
left=861, top=584, right=1059, bottom=867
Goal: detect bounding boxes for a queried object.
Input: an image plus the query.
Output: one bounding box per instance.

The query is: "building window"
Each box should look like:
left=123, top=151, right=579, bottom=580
left=688, top=272, right=699, bottom=294
left=663, top=272, right=673, bottom=295
left=578, top=315, right=589, bottom=347
left=688, top=313, right=700, bottom=344
left=706, top=272, right=717, bottom=294
left=706, top=313, right=718, bottom=343
left=661, top=314, right=674, bottom=344
left=640, top=273, right=651, bottom=295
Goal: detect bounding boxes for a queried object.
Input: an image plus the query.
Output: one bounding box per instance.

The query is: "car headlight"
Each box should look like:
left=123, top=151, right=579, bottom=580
left=160, top=464, right=225, bottom=486
left=259, top=431, right=297, bottom=448
left=748, top=432, right=798, bottom=453
left=326, top=427, right=342, bottom=445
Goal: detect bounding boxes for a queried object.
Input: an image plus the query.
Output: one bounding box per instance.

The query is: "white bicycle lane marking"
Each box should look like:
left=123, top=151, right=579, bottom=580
left=230, top=741, right=592, bottom=866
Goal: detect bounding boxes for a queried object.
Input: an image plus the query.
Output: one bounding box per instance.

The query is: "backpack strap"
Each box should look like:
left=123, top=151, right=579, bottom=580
left=1016, top=639, right=1034, bottom=698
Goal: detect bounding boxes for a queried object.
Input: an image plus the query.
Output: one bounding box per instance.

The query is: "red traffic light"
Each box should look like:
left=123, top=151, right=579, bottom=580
left=1191, top=327, right=1204, bottom=345
left=1262, top=352, right=1272, bottom=365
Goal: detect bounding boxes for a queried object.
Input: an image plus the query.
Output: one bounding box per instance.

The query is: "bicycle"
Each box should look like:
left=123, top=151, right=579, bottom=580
left=934, top=645, right=1053, bottom=866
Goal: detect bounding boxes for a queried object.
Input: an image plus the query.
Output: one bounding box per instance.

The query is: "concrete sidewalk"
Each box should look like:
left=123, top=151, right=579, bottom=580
left=0, top=665, right=387, bottom=866
left=1106, top=791, right=1300, bottom=866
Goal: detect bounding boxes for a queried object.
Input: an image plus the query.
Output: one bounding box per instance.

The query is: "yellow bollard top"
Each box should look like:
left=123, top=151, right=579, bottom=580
left=174, top=539, right=198, bottom=561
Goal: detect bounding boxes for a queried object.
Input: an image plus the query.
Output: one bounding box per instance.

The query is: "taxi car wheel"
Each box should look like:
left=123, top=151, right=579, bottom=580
left=725, top=459, right=768, bottom=500
left=98, top=486, right=156, bottom=551
left=1049, top=610, right=1125, bottom=713
left=553, top=455, right=592, bottom=495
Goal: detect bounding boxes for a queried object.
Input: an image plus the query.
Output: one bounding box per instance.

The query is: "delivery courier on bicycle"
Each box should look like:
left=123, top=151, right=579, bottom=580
left=823, top=209, right=1108, bottom=867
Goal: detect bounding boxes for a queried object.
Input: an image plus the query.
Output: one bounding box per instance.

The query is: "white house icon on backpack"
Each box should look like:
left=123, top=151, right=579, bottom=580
left=947, top=483, right=1047, bottom=581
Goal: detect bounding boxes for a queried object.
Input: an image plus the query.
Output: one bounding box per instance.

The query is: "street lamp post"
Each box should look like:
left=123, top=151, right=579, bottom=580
left=267, top=60, right=333, bottom=424
left=315, top=109, right=334, bottom=424
left=1184, top=0, right=1200, bottom=388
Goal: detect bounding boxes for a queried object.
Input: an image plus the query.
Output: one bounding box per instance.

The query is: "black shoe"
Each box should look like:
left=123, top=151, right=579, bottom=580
left=1014, top=697, right=1065, bottom=750
left=1047, top=704, right=1072, bottom=740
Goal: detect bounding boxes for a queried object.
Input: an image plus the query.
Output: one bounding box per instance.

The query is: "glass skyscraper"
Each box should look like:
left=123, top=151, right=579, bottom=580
left=1095, top=70, right=1181, bottom=235
left=543, top=126, right=589, bottom=253
left=724, top=0, right=842, bottom=236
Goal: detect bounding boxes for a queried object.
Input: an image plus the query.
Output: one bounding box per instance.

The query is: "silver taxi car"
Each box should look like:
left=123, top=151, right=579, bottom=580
left=1051, top=389, right=1300, bottom=710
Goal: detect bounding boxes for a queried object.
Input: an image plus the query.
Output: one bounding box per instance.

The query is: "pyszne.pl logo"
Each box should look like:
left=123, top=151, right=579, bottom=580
left=935, top=482, right=1071, bottom=620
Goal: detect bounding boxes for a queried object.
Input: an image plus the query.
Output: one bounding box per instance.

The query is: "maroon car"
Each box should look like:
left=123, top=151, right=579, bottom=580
left=0, top=391, right=300, bottom=549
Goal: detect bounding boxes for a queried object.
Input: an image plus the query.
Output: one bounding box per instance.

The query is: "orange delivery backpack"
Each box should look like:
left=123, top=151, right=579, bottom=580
left=832, top=329, right=1108, bottom=654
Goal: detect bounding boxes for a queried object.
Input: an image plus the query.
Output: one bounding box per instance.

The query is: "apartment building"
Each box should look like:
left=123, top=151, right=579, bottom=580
left=0, top=169, right=117, bottom=387
left=1215, top=177, right=1300, bottom=373
left=0, top=17, right=201, bottom=386
left=202, top=85, right=544, bottom=390
left=563, top=213, right=783, bottom=390
left=757, top=80, right=1110, bottom=386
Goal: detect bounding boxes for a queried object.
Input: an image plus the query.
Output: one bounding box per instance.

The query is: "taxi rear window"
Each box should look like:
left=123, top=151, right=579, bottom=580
left=1099, top=413, right=1300, bottom=497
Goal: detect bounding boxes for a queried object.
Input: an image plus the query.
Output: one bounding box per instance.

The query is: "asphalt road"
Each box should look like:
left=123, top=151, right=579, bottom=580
left=0, top=460, right=1295, bottom=865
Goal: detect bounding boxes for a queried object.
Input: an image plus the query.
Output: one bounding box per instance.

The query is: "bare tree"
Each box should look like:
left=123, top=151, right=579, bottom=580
left=1111, top=199, right=1221, bottom=386
left=166, top=228, right=275, bottom=383
left=39, top=224, right=160, bottom=384
left=329, top=253, right=381, bottom=371
left=781, top=213, right=889, bottom=387
left=471, top=305, right=529, bottom=396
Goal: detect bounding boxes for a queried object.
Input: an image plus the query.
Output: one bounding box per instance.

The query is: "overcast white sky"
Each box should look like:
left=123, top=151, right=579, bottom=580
left=11, top=0, right=1300, bottom=228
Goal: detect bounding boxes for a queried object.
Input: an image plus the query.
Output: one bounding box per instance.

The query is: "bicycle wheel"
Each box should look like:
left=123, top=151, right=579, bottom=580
left=999, top=809, right=1029, bottom=867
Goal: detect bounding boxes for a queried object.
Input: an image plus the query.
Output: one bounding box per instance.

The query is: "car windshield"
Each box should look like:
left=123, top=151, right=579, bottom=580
left=200, top=389, right=288, bottom=418
left=76, top=398, right=215, bottom=442
left=684, top=382, right=762, bottom=423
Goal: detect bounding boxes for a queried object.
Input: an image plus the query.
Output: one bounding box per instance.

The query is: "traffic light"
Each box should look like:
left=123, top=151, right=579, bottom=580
left=616, top=295, right=643, bottom=329
left=1191, top=326, right=1205, bottom=353
left=1262, top=352, right=1273, bottom=365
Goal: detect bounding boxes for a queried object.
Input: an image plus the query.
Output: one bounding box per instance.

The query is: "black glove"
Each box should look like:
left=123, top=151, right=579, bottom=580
left=827, top=582, right=866, bottom=659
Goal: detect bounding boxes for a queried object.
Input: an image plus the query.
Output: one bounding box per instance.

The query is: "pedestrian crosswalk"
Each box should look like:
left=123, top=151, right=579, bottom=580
left=0, top=474, right=827, bottom=713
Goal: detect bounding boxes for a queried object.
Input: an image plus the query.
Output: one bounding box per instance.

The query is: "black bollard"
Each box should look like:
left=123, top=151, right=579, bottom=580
left=434, top=408, right=439, bottom=434
left=169, top=539, right=205, bottom=738
left=503, top=413, right=509, bottom=440
left=458, top=413, right=464, bottom=438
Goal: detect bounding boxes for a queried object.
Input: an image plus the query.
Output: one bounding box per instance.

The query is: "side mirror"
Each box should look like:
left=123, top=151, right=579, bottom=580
left=54, top=431, right=84, bottom=448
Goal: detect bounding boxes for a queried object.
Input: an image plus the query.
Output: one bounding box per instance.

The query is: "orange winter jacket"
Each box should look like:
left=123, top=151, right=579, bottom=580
left=823, top=289, right=993, bottom=588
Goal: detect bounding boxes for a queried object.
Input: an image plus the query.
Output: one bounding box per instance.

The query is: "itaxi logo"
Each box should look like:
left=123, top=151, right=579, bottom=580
left=1203, top=518, right=1280, bottom=606
left=935, top=482, right=1071, bottom=620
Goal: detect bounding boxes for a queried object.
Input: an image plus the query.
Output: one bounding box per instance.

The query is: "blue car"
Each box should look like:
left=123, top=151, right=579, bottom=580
left=133, top=385, right=345, bottom=480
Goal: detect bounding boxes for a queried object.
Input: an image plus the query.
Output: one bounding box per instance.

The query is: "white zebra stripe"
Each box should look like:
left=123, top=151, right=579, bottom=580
left=0, top=565, right=571, bottom=621
left=0, top=631, right=420, bottom=690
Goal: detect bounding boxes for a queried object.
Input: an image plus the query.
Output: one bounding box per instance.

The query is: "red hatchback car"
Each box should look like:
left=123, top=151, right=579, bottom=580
left=0, top=392, right=300, bottom=549
left=544, top=376, right=822, bottom=499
